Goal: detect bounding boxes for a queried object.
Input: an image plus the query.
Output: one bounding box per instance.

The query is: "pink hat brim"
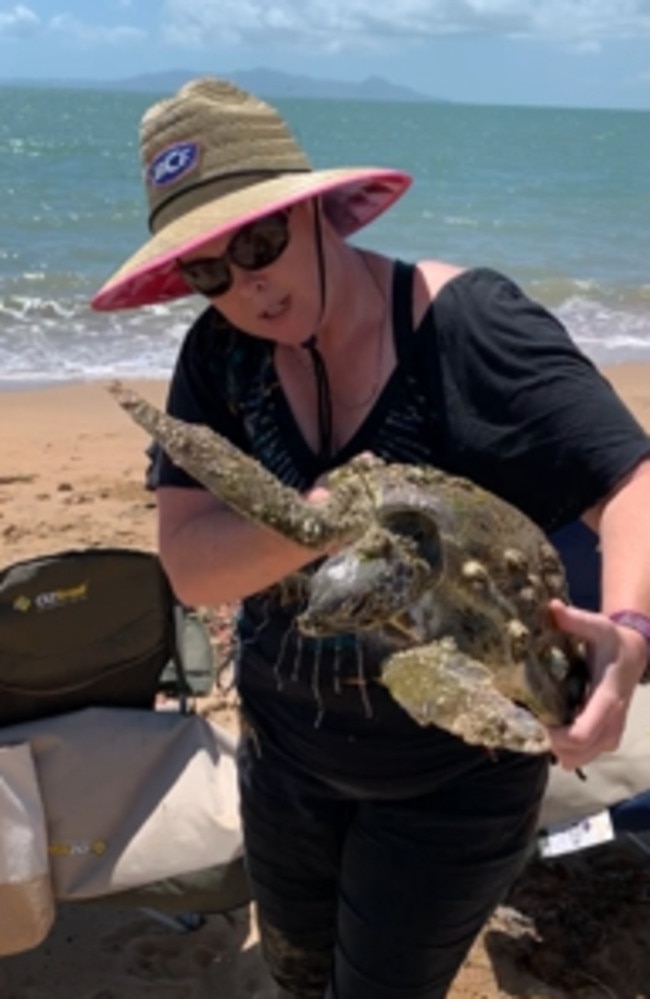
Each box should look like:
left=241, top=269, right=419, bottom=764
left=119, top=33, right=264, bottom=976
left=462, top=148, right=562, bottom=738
left=91, top=168, right=412, bottom=311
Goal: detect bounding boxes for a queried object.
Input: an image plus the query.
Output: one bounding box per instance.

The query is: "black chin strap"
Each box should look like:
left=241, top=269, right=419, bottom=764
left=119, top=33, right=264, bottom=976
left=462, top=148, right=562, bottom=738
left=301, top=203, right=333, bottom=462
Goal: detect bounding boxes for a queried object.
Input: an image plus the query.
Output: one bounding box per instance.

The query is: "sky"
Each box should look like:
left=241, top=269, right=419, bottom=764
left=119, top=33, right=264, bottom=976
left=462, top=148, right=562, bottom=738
left=1, top=0, right=650, bottom=109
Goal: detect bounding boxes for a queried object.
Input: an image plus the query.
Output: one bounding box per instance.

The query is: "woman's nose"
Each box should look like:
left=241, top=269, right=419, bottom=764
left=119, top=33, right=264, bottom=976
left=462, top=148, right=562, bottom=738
left=233, top=267, right=267, bottom=297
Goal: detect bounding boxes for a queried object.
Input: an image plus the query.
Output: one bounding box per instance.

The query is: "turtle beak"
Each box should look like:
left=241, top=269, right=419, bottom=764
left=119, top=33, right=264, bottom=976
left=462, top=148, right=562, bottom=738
left=298, top=551, right=393, bottom=636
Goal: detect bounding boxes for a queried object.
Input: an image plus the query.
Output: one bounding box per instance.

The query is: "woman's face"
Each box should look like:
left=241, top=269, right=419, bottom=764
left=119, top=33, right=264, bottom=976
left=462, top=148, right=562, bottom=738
left=178, top=201, right=323, bottom=345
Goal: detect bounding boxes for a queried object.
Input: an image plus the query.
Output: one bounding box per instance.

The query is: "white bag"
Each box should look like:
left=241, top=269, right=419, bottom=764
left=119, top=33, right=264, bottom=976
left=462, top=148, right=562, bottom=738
left=0, top=707, right=244, bottom=901
left=0, top=743, right=55, bottom=956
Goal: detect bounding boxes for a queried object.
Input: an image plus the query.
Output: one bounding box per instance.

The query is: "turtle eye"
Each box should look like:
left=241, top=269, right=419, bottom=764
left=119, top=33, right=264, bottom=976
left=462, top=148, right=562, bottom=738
left=378, top=508, right=442, bottom=575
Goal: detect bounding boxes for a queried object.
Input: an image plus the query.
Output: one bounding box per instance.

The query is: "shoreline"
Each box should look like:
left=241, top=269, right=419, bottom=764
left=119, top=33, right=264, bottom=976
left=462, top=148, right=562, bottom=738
left=0, top=356, right=648, bottom=389
left=0, top=375, right=169, bottom=395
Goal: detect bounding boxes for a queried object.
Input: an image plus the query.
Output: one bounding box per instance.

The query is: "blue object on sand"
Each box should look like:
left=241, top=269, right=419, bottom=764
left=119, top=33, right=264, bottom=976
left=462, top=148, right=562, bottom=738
left=549, top=519, right=600, bottom=612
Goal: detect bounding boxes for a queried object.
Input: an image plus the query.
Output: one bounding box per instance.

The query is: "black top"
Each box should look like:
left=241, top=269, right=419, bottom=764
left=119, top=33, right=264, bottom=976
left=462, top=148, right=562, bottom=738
left=154, top=264, right=650, bottom=786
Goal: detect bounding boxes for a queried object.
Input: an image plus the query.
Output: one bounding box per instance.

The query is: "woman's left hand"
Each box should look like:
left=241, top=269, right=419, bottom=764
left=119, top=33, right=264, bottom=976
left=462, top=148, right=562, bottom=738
left=546, top=599, right=647, bottom=770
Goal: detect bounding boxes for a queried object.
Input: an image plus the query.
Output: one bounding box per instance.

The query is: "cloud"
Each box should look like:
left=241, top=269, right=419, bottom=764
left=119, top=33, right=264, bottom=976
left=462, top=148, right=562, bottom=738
left=160, top=0, right=650, bottom=50
left=0, top=4, right=40, bottom=38
left=0, top=4, right=147, bottom=45
left=48, top=13, right=146, bottom=45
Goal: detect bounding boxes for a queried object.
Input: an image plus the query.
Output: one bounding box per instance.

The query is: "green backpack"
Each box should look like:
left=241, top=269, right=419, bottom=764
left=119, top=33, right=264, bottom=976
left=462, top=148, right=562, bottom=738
left=0, top=547, right=213, bottom=724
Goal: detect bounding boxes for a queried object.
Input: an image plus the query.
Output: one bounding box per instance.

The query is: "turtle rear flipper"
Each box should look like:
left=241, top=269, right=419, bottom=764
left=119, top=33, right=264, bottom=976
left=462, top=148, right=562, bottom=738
left=381, top=639, right=551, bottom=755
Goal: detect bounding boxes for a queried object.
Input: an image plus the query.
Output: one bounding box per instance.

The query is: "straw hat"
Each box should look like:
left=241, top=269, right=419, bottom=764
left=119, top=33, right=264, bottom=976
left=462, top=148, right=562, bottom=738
left=91, top=76, right=412, bottom=311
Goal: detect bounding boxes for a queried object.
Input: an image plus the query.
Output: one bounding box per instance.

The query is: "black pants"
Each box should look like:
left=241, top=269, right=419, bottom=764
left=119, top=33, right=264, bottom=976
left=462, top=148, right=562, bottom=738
left=238, top=727, right=548, bottom=999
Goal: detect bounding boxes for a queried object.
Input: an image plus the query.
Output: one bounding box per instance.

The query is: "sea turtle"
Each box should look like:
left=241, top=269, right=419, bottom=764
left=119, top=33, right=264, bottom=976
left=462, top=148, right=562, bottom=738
left=110, top=381, right=588, bottom=755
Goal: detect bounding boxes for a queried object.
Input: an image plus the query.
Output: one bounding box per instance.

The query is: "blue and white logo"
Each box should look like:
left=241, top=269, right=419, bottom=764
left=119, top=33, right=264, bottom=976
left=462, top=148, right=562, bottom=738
left=148, top=141, right=200, bottom=187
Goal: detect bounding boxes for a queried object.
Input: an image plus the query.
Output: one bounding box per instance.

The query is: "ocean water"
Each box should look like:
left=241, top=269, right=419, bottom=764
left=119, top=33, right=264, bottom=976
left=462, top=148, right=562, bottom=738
left=2, top=86, right=650, bottom=388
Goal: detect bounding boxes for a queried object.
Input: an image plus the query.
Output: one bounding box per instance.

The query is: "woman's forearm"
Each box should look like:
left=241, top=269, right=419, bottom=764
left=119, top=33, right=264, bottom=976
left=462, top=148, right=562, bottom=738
left=157, top=491, right=320, bottom=606
left=596, top=459, right=650, bottom=616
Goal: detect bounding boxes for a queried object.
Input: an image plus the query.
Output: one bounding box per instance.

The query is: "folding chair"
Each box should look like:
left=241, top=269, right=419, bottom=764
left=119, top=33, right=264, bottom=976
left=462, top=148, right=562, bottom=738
left=0, top=547, right=250, bottom=953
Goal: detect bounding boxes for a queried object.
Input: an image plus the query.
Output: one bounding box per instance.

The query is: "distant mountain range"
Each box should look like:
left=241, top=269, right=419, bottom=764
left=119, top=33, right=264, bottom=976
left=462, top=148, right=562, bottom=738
left=3, top=68, right=446, bottom=103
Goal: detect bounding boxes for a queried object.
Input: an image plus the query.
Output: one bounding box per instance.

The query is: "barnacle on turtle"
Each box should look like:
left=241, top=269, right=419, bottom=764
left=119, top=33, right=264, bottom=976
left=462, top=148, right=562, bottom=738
left=110, top=382, right=588, bottom=755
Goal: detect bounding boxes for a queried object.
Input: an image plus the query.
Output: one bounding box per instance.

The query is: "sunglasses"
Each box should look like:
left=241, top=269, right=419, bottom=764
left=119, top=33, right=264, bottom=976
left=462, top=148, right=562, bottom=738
left=177, top=209, right=291, bottom=298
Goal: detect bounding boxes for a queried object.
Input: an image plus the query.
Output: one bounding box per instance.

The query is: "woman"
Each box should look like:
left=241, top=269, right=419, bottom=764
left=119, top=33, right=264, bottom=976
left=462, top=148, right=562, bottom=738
left=93, top=77, right=650, bottom=999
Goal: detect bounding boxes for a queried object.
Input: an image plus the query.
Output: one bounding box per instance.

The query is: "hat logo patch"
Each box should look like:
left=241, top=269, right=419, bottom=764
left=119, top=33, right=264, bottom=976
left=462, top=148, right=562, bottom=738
left=148, top=141, right=200, bottom=188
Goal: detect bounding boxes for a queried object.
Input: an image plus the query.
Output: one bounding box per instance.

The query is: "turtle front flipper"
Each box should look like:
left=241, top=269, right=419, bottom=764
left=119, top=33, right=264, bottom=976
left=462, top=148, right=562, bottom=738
left=109, top=382, right=349, bottom=548
left=380, top=638, right=551, bottom=755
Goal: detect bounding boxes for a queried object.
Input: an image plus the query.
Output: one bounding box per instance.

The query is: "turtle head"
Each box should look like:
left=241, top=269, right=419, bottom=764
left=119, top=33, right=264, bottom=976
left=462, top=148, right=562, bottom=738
left=297, top=511, right=442, bottom=637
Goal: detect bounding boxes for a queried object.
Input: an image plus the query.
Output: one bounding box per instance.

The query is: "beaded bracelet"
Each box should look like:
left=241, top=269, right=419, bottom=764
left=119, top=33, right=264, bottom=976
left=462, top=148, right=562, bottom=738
left=609, top=610, right=650, bottom=684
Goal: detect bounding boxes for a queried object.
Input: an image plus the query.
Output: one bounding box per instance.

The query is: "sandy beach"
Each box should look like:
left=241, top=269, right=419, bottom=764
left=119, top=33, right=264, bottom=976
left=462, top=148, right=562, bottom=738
left=1, top=365, right=650, bottom=998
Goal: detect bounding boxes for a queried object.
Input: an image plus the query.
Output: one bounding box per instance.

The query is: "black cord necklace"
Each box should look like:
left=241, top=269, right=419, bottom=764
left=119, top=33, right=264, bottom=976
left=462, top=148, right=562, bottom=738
left=300, top=203, right=334, bottom=462
left=298, top=203, right=388, bottom=462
